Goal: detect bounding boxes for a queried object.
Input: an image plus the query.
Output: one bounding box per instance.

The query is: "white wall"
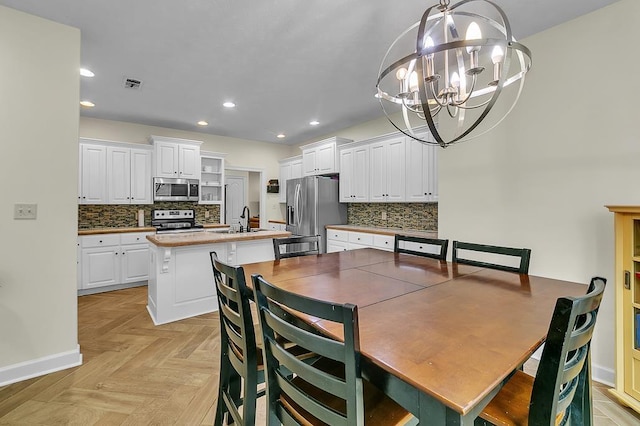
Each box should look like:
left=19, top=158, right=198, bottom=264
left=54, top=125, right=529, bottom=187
left=0, top=6, right=81, bottom=384
left=79, top=117, right=292, bottom=221
left=438, top=0, right=640, bottom=384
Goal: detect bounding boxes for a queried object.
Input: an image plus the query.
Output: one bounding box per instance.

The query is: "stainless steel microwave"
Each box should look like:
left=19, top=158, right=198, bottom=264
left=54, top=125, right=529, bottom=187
left=153, top=177, right=199, bottom=202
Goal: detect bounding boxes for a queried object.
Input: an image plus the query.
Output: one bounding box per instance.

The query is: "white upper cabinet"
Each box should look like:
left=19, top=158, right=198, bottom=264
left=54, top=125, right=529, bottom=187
left=80, top=143, right=107, bottom=204
left=130, top=148, right=153, bottom=203
left=107, top=146, right=131, bottom=204
left=80, top=139, right=152, bottom=205
left=339, top=144, right=369, bottom=203
left=178, top=144, right=201, bottom=179
left=369, top=135, right=406, bottom=202
left=107, top=145, right=152, bottom=205
left=337, top=129, right=438, bottom=204
left=150, top=135, right=202, bottom=179
left=301, top=137, right=352, bottom=176
left=154, top=141, right=179, bottom=178
left=405, top=137, right=438, bottom=202
left=278, top=156, right=303, bottom=203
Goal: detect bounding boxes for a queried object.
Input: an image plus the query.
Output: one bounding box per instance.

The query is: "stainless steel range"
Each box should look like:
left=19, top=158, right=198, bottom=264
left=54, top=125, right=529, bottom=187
left=152, top=209, right=204, bottom=234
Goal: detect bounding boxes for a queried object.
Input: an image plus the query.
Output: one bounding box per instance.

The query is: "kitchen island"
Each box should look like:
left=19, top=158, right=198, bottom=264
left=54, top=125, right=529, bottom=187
left=146, top=229, right=289, bottom=325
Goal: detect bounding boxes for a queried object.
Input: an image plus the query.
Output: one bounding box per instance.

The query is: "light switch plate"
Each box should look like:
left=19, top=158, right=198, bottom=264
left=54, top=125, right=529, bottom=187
left=14, top=203, right=37, bottom=220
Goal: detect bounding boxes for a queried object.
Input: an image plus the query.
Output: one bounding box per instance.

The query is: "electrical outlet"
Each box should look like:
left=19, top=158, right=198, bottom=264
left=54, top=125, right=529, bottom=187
left=381, top=211, right=387, bottom=220
left=205, top=210, right=210, bottom=219
left=14, top=203, right=37, bottom=220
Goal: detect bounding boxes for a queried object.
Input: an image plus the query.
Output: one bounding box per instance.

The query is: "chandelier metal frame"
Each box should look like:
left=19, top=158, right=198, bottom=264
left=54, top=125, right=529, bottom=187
left=376, top=0, right=532, bottom=148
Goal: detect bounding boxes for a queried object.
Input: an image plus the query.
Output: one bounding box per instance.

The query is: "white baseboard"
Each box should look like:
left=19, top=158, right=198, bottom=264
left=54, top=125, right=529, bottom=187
left=592, top=363, right=615, bottom=387
left=0, top=345, right=83, bottom=387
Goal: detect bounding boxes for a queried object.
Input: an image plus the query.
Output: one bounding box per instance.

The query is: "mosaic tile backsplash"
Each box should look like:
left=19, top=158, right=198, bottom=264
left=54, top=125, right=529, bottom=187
left=78, top=203, right=221, bottom=229
left=80, top=202, right=436, bottom=231
left=348, top=203, right=438, bottom=231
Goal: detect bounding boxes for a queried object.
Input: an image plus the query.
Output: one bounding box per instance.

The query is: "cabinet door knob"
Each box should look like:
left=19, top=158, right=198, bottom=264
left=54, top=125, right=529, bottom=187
left=99, top=240, right=102, bottom=243
left=115, top=252, right=118, bottom=255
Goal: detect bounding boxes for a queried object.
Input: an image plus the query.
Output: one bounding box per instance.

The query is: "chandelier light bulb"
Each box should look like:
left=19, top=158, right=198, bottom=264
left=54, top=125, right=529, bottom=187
left=409, top=71, right=419, bottom=92
left=424, top=36, right=435, bottom=57
left=465, top=22, right=482, bottom=53
left=491, top=46, right=504, bottom=64
left=450, top=72, right=460, bottom=88
left=396, top=67, right=408, bottom=80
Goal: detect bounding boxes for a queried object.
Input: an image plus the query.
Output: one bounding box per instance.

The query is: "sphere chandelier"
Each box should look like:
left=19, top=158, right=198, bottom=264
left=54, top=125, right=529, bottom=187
left=376, top=0, right=532, bottom=148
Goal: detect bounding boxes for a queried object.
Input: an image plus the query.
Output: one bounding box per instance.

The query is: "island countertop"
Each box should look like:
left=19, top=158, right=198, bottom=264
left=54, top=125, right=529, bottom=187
left=146, top=229, right=291, bottom=247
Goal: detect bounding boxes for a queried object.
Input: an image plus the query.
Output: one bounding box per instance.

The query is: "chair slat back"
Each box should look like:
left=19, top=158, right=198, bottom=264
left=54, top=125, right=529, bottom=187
left=394, top=235, right=449, bottom=260
left=273, top=235, right=320, bottom=260
left=452, top=241, right=532, bottom=274
left=252, top=273, right=363, bottom=425
left=210, top=252, right=264, bottom=424
left=529, top=276, right=606, bottom=425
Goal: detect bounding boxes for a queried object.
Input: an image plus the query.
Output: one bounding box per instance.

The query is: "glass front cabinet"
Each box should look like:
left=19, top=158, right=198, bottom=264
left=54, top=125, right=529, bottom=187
left=607, top=205, right=640, bottom=414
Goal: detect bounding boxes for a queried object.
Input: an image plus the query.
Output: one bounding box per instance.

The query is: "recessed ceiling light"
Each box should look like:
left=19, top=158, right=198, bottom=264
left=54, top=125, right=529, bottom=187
left=309, top=120, right=320, bottom=126
left=197, top=120, right=208, bottom=126
left=223, top=101, right=236, bottom=108
left=80, top=68, right=94, bottom=77
left=80, top=100, right=95, bottom=107
left=276, top=133, right=286, bottom=139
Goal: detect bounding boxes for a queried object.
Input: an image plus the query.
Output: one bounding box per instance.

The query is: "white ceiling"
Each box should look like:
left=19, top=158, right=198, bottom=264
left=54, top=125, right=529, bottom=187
left=0, top=0, right=621, bottom=145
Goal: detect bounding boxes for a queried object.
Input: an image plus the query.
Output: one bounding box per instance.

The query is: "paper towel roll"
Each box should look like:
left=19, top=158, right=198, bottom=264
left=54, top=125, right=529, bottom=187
left=138, top=210, right=144, bottom=227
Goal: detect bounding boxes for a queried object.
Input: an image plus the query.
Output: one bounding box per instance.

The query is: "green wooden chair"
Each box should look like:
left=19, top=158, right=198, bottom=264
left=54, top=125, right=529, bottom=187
left=252, top=273, right=416, bottom=425
left=394, top=235, right=449, bottom=260
left=452, top=241, right=532, bottom=274
left=272, top=235, right=320, bottom=260
left=210, top=251, right=264, bottom=426
left=476, top=276, right=607, bottom=426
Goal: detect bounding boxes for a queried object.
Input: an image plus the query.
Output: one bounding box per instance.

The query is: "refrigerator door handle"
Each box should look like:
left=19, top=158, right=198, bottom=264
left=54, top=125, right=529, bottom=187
left=295, top=183, right=302, bottom=226
left=286, top=205, right=293, bottom=226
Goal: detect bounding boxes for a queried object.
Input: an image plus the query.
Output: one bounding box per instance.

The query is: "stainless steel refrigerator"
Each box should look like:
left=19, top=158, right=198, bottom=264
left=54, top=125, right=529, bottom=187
left=286, top=176, right=347, bottom=253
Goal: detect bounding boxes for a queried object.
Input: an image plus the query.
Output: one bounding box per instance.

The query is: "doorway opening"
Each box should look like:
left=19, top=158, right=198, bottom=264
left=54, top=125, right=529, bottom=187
left=224, top=166, right=266, bottom=229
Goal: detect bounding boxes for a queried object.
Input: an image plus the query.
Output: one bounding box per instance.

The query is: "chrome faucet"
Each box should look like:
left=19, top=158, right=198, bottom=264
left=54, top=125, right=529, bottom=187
left=240, top=206, right=250, bottom=232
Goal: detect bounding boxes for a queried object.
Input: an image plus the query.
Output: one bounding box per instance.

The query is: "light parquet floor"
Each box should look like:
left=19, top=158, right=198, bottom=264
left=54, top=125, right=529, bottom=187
left=1, top=286, right=639, bottom=425
left=0, top=287, right=222, bottom=425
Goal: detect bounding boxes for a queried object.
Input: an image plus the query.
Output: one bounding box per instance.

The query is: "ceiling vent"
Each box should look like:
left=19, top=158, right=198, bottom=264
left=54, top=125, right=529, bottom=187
left=123, top=77, right=142, bottom=90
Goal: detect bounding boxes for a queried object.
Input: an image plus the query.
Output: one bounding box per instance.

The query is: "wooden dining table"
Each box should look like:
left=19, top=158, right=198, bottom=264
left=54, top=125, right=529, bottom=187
left=241, top=248, right=587, bottom=425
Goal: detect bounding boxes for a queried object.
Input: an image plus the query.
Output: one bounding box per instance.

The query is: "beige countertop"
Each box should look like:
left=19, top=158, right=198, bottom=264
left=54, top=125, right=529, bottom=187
left=326, top=224, right=437, bottom=238
left=78, top=227, right=157, bottom=235
left=146, top=229, right=291, bottom=247
left=78, top=223, right=229, bottom=236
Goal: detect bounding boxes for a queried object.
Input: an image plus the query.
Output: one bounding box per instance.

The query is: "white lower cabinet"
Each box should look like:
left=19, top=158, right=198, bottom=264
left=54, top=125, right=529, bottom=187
left=326, top=229, right=397, bottom=253
left=233, top=239, right=275, bottom=264
left=348, top=231, right=374, bottom=250
left=327, top=229, right=349, bottom=253
left=147, top=238, right=277, bottom=325
left=327, top=240, right=349, bottom=253
left=268, top=222, right=287, bottom=231
left=79, top=232, right=151, bottom=294
left=373, top=234, right=395, bottom=252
